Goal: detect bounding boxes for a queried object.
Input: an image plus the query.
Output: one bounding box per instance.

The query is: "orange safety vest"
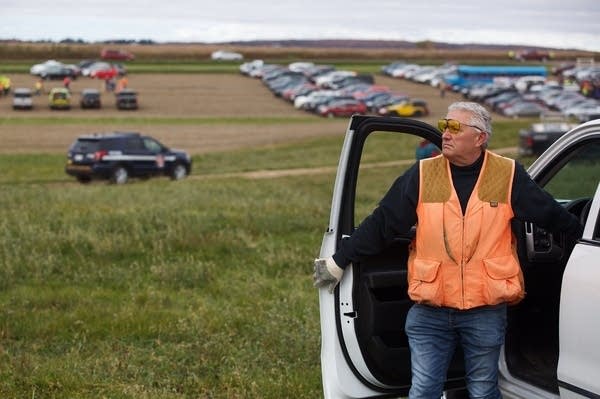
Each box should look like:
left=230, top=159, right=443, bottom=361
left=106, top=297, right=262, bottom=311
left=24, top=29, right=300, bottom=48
left=407, top=151, right=524, bottom=309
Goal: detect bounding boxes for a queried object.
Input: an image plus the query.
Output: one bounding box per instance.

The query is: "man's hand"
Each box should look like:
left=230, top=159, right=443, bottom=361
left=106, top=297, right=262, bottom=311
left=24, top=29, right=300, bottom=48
left=313, top=257, right=344, bottom=294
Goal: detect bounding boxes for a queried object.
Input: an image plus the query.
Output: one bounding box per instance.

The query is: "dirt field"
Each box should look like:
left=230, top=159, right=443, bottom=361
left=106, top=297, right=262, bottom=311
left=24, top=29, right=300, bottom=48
left=0, top=72, right=468, bottom=154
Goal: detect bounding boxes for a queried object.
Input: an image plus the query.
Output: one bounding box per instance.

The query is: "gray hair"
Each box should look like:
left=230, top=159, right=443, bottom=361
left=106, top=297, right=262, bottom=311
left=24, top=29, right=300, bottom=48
left=448, top=101, right=492, bottom=148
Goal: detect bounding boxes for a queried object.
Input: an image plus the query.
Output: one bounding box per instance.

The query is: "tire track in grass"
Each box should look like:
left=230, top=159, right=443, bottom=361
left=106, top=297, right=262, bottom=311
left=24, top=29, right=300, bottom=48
left=190, top=147, right=518, bottom=180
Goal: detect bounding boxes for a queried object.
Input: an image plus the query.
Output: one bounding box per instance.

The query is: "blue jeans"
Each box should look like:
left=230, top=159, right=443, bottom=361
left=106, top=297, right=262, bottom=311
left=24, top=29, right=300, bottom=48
left=405, top=303, right=507, bottom=399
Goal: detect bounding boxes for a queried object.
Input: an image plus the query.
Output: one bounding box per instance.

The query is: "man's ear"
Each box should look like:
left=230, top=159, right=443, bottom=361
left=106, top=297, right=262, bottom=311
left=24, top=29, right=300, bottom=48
left=477, top=132, right=488, bottom=147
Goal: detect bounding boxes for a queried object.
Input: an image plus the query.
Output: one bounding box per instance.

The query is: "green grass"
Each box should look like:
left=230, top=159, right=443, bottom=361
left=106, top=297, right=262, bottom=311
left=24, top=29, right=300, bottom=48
left=0, top=171, right=334, bottom=398
left=0, top=115, right=325, bottom=126
left=0, top=120, right=529, bottom=397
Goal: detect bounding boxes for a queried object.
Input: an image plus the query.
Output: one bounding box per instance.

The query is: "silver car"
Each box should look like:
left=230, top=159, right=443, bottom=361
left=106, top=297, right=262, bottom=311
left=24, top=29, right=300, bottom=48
left=12, top=88, right=33, bottom=110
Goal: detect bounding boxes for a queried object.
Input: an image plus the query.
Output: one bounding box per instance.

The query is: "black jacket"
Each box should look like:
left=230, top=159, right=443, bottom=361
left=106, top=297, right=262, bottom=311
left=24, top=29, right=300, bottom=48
left=333, top=152, right=583, bottom=268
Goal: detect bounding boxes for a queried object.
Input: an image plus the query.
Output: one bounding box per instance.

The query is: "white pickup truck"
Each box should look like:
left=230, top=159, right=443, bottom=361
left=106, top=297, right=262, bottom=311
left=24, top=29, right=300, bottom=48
left=317, top=116, right=600, bottom=398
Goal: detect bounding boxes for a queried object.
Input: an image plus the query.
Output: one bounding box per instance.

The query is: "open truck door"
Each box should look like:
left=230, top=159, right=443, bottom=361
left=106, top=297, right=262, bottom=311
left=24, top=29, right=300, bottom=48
left=317, top=116, right=467, bottom=398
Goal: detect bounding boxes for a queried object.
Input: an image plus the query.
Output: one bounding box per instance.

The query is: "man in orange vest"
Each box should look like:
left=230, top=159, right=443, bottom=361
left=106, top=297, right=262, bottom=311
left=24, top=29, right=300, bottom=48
left=314, top=101, right=583, bottom=398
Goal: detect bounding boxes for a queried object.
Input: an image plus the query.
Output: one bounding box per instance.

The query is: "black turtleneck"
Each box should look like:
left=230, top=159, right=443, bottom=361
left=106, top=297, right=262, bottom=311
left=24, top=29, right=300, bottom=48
left=450, top=151, right=485, bottom=214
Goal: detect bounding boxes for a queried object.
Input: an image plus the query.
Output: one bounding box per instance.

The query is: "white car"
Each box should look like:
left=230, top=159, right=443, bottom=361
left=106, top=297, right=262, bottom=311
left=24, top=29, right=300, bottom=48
left=29, top=59, right=62, bottom=75
left=12, top=88, right=33, bottom=110
left=29, top=59, right=79, bottom=78
left=294, top=89, right=339, bottom=109
left=314, top=70, right=357, bottom=89
left=211, top=50, right=243, bottom=61
left=317, top=116, right=600, bottom=398
left=239, top=59, right=264, bottom=75
left=563, top=102, right=600, bottom=123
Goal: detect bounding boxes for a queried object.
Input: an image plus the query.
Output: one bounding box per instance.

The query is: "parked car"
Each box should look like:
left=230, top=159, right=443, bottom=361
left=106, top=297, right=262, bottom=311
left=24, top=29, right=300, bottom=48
left=510, top=49, right=553, bottom=62
left=378, top=99, right=429, bottom=117
left=81, top=61, right=120, bottom=77
left=12, top=88, right=33, bottom=110
left=317, top=115, right=600, bottom=398
left=518, top=114, right=578, bottom=156
left=88, top=63, right=122, bottom=80
left=80, top=89, right=101, bottom=109
left=30, top=60, right=78, bottom=80
left=366, top=93, right=409, bottom=113
left=211, top=50, right=243, bottom=61
left=502, top=100, right=548, bottom=118
left=0, top=75, right=11, bottom=94
left=115, top=89, right=138, bottom=110
left=317, top=99, right=367, bottom=118
left=48, top=87, right=71, bottom=110
left=100, top=49, right=134, bottom=61
left=239, top=59, right=264, bottom=75
left=65, top=132, right=191, bottom=184
left=563, top=102, right=600, bottom=122
left=306, top=95, right=355, bottom=113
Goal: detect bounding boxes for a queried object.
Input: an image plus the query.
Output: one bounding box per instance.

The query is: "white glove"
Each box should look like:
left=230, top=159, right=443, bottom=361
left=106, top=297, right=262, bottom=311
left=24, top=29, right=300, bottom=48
left=313, top=257, right=344, bottom=294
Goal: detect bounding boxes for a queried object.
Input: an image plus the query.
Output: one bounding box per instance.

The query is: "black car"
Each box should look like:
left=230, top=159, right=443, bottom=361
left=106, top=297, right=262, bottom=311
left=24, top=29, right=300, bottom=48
left=65, top=132, right=192, bottom=184
left=80, top=88, right=101, bottom=109
left=518, top=115, right=578, bottom=157
left=115, top=89, right=138, bottom=110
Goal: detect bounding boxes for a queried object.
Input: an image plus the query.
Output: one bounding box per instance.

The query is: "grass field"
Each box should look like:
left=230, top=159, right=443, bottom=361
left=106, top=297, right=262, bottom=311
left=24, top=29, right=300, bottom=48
left=0, top=171, right=329, bottom=398
left=0, top=54, right=537, bottom=396
left=0, top=121, right=531, bottom=397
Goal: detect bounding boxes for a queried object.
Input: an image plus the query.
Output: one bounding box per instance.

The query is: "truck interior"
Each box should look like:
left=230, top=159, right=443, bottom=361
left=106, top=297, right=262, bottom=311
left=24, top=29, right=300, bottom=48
left=506, top=141, right=598, bottom=393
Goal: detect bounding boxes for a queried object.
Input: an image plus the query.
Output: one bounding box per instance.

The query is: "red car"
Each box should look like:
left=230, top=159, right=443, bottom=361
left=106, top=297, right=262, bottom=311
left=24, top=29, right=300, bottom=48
left=511, top=49, right=553, bottom=62
left=317, top=99, right=367, bottom=118
left=101, top=49, right=135, bottom=61
left=90, top=65, right=119, bottom=80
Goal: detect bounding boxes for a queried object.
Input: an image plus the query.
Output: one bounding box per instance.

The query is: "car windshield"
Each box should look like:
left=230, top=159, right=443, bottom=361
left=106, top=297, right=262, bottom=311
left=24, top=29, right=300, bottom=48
left=118, top=92, right=136, bottom=98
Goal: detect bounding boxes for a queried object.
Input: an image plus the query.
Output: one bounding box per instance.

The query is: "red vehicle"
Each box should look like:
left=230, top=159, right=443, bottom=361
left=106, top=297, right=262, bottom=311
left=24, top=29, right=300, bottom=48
left=90, top=65, right=119, bottom=80
left=100, top=49, right=135, bottom=61
left=511, top=49, right=553, bottom=62
left=317, top=99, right=367, bottom=118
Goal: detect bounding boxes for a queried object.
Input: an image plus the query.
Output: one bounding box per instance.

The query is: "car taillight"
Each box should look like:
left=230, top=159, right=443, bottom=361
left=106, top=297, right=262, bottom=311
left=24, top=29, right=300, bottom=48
left=526, top=137, right=534, bottom=148
left=94, top=150, right=108, bottom=161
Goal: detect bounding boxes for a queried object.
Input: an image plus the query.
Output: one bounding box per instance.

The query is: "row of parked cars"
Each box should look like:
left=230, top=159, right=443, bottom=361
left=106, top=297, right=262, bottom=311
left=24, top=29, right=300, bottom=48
left=10, top=87, right=138, bottom=110
left=464, top=80, right=600, bottom=120
left=381, top=60, right=600, bottom=121
left=29, top=59, right=128, bottom=81
left=381, top=61, right=457, bottom=89
left=6, top=56, right=138, bottom=110
left=239, top=60, right=429, bottom=118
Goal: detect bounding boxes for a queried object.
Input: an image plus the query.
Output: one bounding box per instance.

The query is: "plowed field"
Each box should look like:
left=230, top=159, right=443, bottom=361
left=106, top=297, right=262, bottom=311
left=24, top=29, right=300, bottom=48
left=1, top=73, right=469, bottom=154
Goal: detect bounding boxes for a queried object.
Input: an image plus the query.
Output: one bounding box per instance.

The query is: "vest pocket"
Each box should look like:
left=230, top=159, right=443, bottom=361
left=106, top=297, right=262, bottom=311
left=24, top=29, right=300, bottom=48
left=482, top=255, right=524, bottom=304
left=408, top=258, right=443, bottom=305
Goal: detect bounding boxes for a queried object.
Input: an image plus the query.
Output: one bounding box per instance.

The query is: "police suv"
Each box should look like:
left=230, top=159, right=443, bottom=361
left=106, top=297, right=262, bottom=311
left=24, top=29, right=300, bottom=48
left=317, top=116, right=600, bottom=398
left=65, top=132, right=191, bottom=184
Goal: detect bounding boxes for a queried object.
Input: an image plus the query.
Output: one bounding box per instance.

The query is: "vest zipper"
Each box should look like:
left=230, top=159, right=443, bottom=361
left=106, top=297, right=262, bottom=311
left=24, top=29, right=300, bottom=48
left=461, top=215, right=466, bottom=309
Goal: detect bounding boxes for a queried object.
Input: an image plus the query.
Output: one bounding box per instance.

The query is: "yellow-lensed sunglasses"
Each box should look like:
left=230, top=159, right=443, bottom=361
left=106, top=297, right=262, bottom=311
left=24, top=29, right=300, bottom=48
left=438, top=118, right=485, bottom=135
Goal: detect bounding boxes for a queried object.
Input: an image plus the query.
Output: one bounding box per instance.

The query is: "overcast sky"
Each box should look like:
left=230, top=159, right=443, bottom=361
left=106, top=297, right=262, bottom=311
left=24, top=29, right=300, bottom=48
left=2, top=0, right=599, bottom=51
